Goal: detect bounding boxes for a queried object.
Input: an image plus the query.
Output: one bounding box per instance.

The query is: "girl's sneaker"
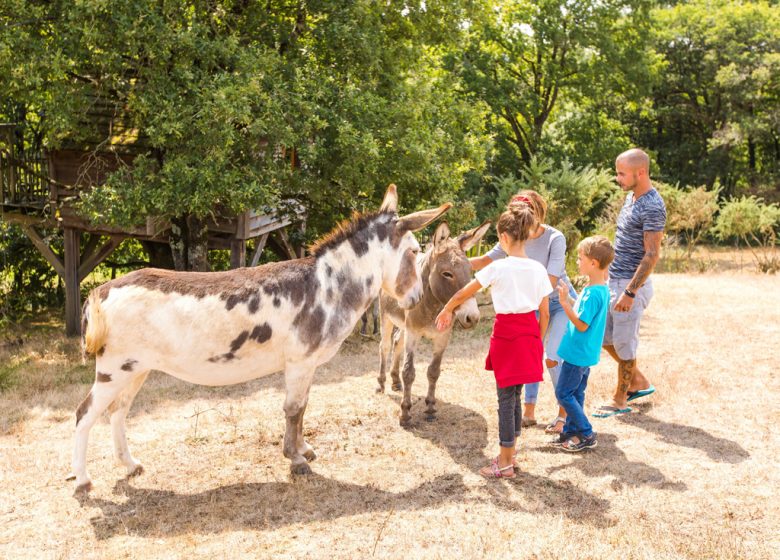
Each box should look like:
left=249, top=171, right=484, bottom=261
left=561, top=434, right=598, bottom=452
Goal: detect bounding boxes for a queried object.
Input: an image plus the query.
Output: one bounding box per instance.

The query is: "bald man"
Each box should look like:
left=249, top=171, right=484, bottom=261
left=593, top=148, right=666, bottom=417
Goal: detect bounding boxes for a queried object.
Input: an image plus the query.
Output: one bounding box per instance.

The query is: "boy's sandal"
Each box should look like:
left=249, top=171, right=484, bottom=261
left=479, top=457, right=516, bottom=479
left=544, top=416, right=566, bottom=433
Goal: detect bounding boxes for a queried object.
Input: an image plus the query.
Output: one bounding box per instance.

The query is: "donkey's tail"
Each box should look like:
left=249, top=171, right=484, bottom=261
left=82, top=292, right=108, bottom=361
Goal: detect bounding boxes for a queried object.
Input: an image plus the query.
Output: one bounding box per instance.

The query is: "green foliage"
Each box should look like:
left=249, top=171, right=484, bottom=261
left=1, top=1, right=488, bottom=252
left=639, top=0, right=780, bottom=195
left=714, top=195, right=780, bottom=272
left=447, top=0, right=653, bottom=169
left=0, top=221, right=63, bottom=320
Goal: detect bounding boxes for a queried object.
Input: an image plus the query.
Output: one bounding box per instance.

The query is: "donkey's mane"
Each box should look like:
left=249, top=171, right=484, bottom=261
left=308, top=210, right=392, bottom=257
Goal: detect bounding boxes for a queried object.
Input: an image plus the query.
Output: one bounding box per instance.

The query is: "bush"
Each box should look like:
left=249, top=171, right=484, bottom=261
left=491, top=156, right=614, bottom=251
left=655, top=182, right=720, bottom=272
left=714, top=196, right=780, bottom=273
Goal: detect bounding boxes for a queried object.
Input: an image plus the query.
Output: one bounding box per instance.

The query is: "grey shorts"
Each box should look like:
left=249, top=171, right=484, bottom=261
left=603, top=278, right=654, bottom=360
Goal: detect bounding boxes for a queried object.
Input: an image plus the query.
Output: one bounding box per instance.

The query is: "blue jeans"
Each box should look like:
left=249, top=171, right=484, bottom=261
left=496, top=383, right=523, bottom=447
left=525, top=294, right=574, bottom=405
left=555, top=361, right=594, bottom=438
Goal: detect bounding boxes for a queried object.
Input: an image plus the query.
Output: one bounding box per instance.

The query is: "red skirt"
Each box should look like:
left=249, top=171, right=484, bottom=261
left=485, top=312, right=544, bottom=388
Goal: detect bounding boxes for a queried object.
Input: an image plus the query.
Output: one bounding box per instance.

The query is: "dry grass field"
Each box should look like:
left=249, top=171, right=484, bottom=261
left=1, top=269, right=778, bottom=559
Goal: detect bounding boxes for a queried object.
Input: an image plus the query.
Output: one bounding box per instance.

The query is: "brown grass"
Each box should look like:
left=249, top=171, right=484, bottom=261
left=1, top=270, right=778, bottom=559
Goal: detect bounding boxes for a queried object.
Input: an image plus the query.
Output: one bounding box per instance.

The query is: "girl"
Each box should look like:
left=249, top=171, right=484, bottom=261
left=436, top=204, right=552, bottom=478
left=470, top=190, right=576, bottom=434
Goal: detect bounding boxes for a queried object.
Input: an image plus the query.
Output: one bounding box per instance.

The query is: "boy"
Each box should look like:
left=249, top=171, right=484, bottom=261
left=551, top=236, right=614, bottom=452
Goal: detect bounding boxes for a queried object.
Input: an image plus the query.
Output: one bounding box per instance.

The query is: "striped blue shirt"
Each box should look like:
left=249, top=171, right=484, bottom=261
left=609, top=188, right=666, bottom=279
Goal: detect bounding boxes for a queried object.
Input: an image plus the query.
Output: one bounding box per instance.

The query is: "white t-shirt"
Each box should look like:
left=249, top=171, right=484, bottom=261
left=475, top=256, right=553, bottom=314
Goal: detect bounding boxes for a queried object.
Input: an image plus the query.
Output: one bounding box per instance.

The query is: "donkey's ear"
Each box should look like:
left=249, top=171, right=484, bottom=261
left=457, top=220, right=492, bottom=252
left=432, top=222, right=451, bottom=247
left=397, top=203, right=453, bottom=233
left=380, top=184, right=398, bottom=213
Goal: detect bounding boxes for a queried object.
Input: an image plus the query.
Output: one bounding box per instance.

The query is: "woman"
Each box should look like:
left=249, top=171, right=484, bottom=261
left=470, top=190, right=577, bottom=433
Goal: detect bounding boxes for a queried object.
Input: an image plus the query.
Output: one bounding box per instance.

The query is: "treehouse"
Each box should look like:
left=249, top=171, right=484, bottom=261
left=0, top=122, right=306, bottom=335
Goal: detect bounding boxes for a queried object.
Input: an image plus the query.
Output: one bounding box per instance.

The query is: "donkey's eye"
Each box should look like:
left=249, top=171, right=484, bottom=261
left=442, top=271, right=454, bottom=279
left=411, top=247, right=420, bottom=255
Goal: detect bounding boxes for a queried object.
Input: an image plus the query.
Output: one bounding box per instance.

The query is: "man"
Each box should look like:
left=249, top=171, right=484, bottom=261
left=594, top=148, right=666, bottom=418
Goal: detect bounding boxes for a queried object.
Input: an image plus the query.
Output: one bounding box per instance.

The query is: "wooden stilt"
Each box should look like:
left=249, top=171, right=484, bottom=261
left=250, top=233, right=269, bottom=267
left=63, top=228, right=81, bottom=336
left=230, top=238, right=246, bottom=269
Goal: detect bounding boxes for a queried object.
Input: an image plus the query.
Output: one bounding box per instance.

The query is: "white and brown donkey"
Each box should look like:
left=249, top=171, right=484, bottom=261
left=377, top=220, right=490, bottom=426
left=71, top=185, right=450, bottom=492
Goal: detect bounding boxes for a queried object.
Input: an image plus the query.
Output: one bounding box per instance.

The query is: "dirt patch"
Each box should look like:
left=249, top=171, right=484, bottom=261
left=1, top=272, right=778, bottom=559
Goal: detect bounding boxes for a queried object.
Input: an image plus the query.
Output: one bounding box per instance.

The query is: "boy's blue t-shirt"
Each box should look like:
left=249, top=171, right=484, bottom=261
left=557, top=284, right=610, bottom=367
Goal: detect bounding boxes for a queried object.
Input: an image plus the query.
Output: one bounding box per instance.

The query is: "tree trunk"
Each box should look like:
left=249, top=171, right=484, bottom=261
left=140, top=240, right=175, bottom=269
left=169, top=214, right=211, bottom=271
left=748, top=137, right=756, bottom=171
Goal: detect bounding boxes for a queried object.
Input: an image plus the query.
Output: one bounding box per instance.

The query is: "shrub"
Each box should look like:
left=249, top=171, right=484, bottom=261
left=655, top=182, right=720, bottom=272
left=714, top=196, right=780, bottom=273
left=489, top=157, right=615, bottom=276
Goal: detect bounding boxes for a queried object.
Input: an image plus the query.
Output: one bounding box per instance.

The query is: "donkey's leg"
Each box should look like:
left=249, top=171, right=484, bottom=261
left=400, top=331, right=420, bottom=426
left=108, top=371, right=150, bottom=478
left=390, top=327, right=404, bottom=392
left=425, top=332, right=451, bottom=421
left=296, top=401, right=316, bottom=462
left=283, top=361, right=316, bottom=475
left=71, top=373, right=136, bottom=493
left=377, top=314, right=396, bottom=393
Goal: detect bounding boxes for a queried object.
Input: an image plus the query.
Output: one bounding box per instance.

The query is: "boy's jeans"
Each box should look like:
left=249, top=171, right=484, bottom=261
left=555, top=361, right=594, bottom=439
left=496, top=383, right=523, bottom=447
left=525, top=294, right=573, bottom=405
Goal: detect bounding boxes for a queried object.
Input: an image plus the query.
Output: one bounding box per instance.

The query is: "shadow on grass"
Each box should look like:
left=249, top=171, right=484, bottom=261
left=387, top=394, right=614, bottom=528
left=78, top=472, right=468, bottom=540
left=615, top=405, right=750, bottom=463
left=540, top=432, right=688, bottom=492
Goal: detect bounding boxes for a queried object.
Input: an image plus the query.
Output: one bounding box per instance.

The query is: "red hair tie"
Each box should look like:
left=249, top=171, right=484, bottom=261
left=511, top=195, right=531, bottom=205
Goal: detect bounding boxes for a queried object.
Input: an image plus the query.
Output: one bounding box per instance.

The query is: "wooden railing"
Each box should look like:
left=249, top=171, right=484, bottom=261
left=0, top=124, right=50, bottom=209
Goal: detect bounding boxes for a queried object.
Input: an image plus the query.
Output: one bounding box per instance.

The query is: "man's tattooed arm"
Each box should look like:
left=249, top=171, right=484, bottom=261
left=627, top=231, right=663, bottom=293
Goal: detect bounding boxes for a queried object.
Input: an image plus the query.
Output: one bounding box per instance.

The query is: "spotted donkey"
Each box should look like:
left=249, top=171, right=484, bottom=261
left=71, top=185, right=451, bottom=492
left=377, top=220, right=490, bottom=426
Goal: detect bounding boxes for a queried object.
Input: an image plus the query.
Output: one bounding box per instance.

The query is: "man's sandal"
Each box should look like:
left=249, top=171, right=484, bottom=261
left=544, top=416, right=566, bottom=433
left=479, top=457, right=516, bottom=479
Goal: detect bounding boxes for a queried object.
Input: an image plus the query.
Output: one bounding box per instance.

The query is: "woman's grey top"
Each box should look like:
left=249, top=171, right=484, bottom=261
left=485, top=224, right=575, bottom=301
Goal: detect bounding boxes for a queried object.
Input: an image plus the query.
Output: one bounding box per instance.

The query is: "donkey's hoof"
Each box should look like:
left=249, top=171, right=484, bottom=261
left=74, top=481, right=93, bottom=495
left=303, top=449, right=317, bottom=462
left=399, top=417, right=412, bottom=428
left=291, top=462, right=313, bottom=475
left=425, top=414, right=437, bottom=422
left=127, top=464, right=144, bottom=478
left=391, top=383, right=402, bottom=392
left=375, top=386, right=384, bottom=394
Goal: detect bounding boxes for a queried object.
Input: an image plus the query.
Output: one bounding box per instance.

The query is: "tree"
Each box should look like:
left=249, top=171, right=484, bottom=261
left=1, top=1, right=488, bottom=270
left=446, top=0, right=653, bottom=170
left=637, top=0, right=780, bottom=195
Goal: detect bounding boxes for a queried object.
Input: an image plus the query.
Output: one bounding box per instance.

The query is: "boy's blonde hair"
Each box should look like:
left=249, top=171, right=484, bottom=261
left=578, top=235, right=614, bottom=270
left=497, top=203, right=537, bottom=242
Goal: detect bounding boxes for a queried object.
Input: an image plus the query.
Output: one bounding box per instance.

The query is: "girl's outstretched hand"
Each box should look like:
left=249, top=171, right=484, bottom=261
left=435, top=308, right=453, bottom=331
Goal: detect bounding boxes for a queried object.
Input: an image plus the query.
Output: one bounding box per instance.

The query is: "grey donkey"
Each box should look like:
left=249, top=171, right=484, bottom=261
left=377, top=220, right=491, bottom=426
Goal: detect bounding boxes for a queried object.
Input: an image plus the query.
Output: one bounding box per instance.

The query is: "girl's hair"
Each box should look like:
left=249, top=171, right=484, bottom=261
left=578, top=235, right=615, bottom=269
left=509, top=189, right=547, bottom=224
left=497, top=203, right=537, bottom=242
